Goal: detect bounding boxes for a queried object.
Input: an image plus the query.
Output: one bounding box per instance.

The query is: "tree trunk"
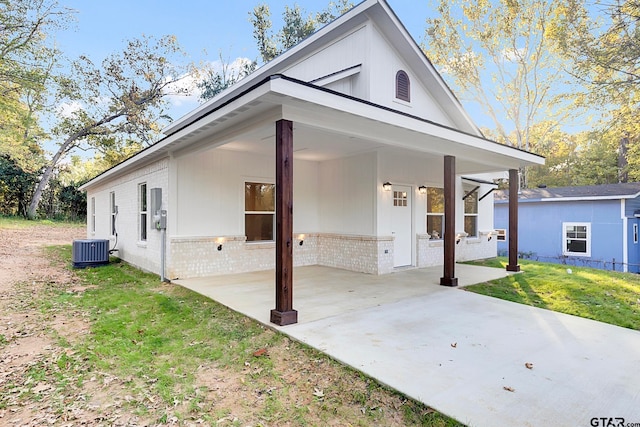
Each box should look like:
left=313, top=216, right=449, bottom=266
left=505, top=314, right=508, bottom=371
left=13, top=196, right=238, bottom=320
left=618, top=135, right=629, bottom=183
left=27, top=161, right=55, bottom=219
left=26, top=133, right=80, bottom=219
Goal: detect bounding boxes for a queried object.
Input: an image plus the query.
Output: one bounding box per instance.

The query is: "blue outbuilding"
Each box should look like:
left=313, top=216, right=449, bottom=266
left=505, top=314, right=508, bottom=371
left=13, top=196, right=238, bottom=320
left=494, top=182, right=640, bottom=273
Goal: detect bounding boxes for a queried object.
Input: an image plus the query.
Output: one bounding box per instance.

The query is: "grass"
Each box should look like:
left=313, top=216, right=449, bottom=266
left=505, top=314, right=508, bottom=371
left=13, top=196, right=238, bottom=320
left=465, top=257, right=640, bottom=330
left=0, top=215, right=84, bottom=229
left=32, top=245, right=462, bottom=426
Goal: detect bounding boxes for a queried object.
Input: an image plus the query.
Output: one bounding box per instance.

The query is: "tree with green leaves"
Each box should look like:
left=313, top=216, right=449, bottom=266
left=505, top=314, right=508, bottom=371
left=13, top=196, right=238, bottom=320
left=0, top=0, right=71, bottom=173
left=198, top=1, right=353, bottom=102
left=553, top=0, right=640, bottom=183
left=423, top=0, right=576, bottom=156
left=26, top=35, right=191, bottom=219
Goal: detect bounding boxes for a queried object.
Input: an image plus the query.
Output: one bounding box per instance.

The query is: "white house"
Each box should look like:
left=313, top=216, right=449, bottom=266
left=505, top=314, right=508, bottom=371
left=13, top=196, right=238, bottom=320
left=79, top=0, right=543, bottom=325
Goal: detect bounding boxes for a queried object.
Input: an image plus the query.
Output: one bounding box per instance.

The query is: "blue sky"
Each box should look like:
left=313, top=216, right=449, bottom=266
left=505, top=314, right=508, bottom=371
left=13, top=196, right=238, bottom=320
left=53, top=0, right=434, bottom=122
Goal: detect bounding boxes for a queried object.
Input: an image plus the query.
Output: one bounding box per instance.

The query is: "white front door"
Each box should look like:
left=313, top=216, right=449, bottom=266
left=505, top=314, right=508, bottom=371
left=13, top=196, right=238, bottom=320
left=391, top=185, right=412, bottom=267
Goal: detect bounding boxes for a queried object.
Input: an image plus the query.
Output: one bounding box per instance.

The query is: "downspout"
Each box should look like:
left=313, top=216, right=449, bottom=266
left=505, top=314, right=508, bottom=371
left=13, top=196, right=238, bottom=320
left=621, top=199, right=628, bottom=273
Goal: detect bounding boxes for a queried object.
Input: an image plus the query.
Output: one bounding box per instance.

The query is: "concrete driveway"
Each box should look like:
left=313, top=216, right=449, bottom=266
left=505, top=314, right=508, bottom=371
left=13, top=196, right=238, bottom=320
left=175, top=265, right=640, bottom=427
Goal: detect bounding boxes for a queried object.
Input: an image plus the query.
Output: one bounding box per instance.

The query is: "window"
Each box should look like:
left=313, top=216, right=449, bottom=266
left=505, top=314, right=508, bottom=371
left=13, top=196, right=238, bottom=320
left=109, top=192, right=116, bottom=236
left=635, top=223, right=638, bottom=244
left=496, top=229, right=507, bottom=241
left=426, top=187, right=444, bottom=239
left=395, top=70, right=410, bottom=102
left=90, top=197, right=96, bottom=233
left=393, top=190, right=408, bottom=207
left=563, top=222, right=591, bottom=256
left=139, top=183, right=147, bottom=242
left=464, top=190, right=478, bottom=237
left=245, top=182, right=275, bottom=242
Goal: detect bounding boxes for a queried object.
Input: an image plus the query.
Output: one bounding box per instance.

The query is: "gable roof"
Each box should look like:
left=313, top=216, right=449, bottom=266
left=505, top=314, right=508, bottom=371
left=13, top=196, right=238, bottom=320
left=162, top=0, right=481, bottom=137
left=495, top=182, right=640, bottom=203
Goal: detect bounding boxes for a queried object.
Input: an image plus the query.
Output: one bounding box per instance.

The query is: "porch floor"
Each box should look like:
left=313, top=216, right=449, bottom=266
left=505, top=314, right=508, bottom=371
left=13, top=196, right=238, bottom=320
left=173, top=263, right=508, bottom=325
left=174, top=264, right=640, bottom=426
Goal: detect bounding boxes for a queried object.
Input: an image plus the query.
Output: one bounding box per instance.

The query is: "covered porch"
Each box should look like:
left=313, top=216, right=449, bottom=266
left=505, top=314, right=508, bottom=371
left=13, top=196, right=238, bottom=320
left=164, top=76, right=540, bottom=326
left=173, top=263, right=511, bottom=326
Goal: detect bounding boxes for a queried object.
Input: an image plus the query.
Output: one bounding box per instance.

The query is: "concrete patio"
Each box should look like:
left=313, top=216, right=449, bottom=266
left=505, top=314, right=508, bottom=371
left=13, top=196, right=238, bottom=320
left=175, top=264, right=640, bottom=427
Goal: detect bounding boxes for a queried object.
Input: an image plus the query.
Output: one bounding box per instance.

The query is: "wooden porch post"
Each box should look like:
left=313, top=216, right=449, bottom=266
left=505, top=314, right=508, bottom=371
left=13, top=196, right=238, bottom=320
left=271, top=119, right=298, bottom=326
left=506, top=168, right=521, bottom=272
left=440, top=155, right=458, bottom=286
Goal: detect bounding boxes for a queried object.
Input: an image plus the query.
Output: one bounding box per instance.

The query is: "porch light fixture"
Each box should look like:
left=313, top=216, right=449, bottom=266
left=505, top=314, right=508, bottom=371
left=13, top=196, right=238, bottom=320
left=456, top=233, right=463, bottom=244
left=297, top=234, right=305, bottom=246
left=418, top=185, right=427, bottom=195
left=487, top=231, right=493, bottom=241
left=383, top=182, right=392, bottom=191
left=216, top=237, right=224, bottom=251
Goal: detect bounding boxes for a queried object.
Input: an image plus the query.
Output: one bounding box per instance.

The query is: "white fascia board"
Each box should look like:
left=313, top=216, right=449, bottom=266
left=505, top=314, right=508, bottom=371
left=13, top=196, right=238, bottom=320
left=162, top=0, right=378, bottom=136
left=374, top=1, right=482, bottom=137
left=537, top=195, right=631, bottom=202
left=270, top=77, right=543, bottom=167
left=80, top=81, right=277, bottom=191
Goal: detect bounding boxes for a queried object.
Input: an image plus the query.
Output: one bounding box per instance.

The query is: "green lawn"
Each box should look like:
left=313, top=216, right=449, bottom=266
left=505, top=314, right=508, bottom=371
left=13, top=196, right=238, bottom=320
left=0, top=215, right=84, bottom=228
left=465, top=257, right=640, bottom=330
left=28, top=245, right=461, bottom=426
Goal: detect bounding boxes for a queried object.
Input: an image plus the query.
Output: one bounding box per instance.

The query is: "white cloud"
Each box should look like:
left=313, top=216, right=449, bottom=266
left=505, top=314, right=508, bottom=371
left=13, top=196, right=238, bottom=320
left=56, top=101, right=83, bottom=118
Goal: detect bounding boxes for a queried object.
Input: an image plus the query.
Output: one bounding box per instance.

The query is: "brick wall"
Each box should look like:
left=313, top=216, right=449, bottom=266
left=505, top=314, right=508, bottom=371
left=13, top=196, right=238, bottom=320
left=168, top=233, right=394, bottom=278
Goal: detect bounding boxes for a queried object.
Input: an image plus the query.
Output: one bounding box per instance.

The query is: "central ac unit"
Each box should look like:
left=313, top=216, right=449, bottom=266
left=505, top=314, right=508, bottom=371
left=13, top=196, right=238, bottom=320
left=72, top=239, right=110, bottom=268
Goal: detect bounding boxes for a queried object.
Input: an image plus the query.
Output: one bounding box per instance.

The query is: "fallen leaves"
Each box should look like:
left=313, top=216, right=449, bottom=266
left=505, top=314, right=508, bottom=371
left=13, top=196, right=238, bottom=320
left=252, top=348, right=268, bottom=357
left=503, top=386, right=515, bottom=392
left=525, top=362, right=534, bottom=369
left=450, top=342, right=457, bottom=348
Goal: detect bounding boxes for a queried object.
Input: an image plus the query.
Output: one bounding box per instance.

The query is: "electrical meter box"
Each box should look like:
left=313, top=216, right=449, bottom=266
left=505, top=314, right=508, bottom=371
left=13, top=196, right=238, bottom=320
left=150, top=188, right=162, bottom=214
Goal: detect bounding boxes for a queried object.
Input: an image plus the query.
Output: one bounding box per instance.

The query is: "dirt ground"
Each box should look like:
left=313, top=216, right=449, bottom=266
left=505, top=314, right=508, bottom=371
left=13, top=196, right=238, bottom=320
left=0, top=225, right=99, bottom=425
left=0, top=225, right=442, bottom=427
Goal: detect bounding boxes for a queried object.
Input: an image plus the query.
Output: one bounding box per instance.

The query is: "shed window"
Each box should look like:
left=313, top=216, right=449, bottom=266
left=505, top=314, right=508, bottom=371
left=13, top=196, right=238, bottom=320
left=90, top=197, right=96, bottom=233
left=426, top=187, right=444, bottom=239
left=563, top=222, right=590, bottom=257
left=395, top=70, right=410, bottom=102
left=245, top=182, right=275, bottom=242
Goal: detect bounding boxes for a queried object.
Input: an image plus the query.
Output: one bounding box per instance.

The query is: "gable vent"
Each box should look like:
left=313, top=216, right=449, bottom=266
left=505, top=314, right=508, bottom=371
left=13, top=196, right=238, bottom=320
left=395, top=70, right=410, bottom=102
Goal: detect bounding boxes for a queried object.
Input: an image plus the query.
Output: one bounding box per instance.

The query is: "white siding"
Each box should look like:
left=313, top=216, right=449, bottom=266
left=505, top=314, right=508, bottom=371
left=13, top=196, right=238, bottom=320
left=367, top=24, right=454, bottom=127
left=174, top=148, right=319, bottom=237
left=284, top=25, right=368, bottom=98
left=318, top=151, right=377, bottom=235
left=85, top=158, right=169, bottom=275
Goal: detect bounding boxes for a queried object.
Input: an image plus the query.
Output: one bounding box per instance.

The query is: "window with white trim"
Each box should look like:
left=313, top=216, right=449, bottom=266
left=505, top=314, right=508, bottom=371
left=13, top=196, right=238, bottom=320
left=464, top=190, right=478, bottom=237
left=139, top=183, right=147, bottom=242
left=495, top=229, right=507, bottom=241
left=91, top=197, right=96, bottom=233
left=426, top=187, right=444, bottom=239
left=109, top=192, right=116, bottom=236
left=245, top=182, right=275, bottom=242
left=563, top=222, right=591, bottom=256
left=634, top=223, right=638, bottom=244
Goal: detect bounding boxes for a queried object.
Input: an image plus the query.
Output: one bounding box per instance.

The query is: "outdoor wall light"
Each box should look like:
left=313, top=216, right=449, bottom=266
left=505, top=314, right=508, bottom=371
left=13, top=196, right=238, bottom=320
left=383, top=182, right=392, bottom=191
left=297, top=234, right=305, bottom=246
left=418, top=185, right=427, bottom=195
left=487, top=231, right=493, bottom=241
left=456, top=233, right=463, bottom=244
left=216, top=237, right=224, bottom=251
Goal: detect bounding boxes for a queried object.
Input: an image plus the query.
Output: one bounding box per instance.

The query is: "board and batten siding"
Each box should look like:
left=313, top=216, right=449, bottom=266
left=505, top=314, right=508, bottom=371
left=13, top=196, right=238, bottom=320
left=174, top=147, right=319, bottom=238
